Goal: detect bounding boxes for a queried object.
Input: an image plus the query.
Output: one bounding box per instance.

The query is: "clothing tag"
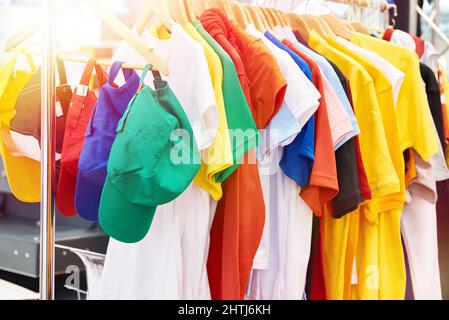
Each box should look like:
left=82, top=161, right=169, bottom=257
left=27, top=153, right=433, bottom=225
left=56, top=101, right=63, bottom=118
left=76, top=85, right=89, bottom=97
left=351, top=258, right=358, bottom=285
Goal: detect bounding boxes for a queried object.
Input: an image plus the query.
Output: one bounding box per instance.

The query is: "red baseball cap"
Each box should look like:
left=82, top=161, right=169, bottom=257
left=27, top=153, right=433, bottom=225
left=56, top=60, right=108, bottom=216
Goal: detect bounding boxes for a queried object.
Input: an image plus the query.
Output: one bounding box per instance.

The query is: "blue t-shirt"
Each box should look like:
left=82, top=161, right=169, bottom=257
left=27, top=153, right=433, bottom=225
left=265, top=31, right=316, bottom=187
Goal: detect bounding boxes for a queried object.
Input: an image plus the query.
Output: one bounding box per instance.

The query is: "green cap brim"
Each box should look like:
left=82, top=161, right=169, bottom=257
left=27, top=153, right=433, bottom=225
left=99, top=176, right=157, bottom=244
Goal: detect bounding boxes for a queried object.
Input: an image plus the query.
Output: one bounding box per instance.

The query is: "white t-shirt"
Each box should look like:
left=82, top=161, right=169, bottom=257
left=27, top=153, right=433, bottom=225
left=249, top=158, right=313, bottom=300
left=100, top=24, right=218, bottom=300
left=246, top=24, right=319, bottom=272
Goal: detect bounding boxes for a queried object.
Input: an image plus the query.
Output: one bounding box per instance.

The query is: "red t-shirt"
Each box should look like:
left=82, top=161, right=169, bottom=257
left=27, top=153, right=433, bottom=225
left=201, top=9, right=286, bottom=300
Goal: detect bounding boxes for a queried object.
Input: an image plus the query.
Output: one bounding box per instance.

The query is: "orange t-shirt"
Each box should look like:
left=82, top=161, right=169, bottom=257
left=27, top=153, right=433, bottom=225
left=232, top=22, right=287, bottom=128
left=201, top=9, right=286, bottom=300
left=283, top=40, right=339, bottom=216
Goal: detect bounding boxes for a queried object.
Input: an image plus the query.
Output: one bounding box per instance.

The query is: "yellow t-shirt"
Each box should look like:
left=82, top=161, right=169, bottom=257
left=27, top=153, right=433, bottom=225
left=184, top=23, right=233, bottom=201
left=351, top=33, right=439, bottom=163
left=327, top=37, right=405, bottom=215
left=309, top=30, right=399, bottom=301
left=309, top=31, right=400, bottom=199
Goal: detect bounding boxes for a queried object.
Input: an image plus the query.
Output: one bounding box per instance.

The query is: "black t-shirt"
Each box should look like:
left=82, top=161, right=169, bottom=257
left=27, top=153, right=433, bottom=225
left=420, top=63, right=445, bottom=148
left=327, top=59, right=362, bottom=219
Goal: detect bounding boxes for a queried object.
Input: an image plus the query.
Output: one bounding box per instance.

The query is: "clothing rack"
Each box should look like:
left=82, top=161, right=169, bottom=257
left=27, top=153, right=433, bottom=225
left=40, top=0, right=55, bottom=301
left=28, top=51, right=148, bottom=70
left=35, top=0, right=401, bottom=301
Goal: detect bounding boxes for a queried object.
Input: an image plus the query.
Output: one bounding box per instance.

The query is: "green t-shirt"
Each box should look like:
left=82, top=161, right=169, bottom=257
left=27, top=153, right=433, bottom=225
left=194, top=21, right=258, bottom=183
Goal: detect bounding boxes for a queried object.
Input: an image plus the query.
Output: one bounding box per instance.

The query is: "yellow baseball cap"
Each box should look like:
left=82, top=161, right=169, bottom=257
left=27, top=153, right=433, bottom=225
left=0, top=50, right=40, bottom=203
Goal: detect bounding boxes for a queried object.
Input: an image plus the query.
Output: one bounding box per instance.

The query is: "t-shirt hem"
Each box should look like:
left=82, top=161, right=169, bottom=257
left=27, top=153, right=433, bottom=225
left=331, top=118, right=355, bottom=149
left=295, top=100, right=320, bottom=129
left=332, top=192, right=363, bottom=218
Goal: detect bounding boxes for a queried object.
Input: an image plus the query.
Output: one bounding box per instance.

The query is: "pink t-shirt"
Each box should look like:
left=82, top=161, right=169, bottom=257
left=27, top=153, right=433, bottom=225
left=321, top=70, right=354, bottom=149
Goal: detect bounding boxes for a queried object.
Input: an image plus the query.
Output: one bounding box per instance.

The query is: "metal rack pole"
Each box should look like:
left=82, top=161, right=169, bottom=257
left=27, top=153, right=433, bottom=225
left=39, top=0, right=56, bottom=301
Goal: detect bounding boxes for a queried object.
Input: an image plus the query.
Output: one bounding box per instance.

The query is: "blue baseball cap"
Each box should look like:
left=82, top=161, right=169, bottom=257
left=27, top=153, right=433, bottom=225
left=75, top=61, right=139, bottom=221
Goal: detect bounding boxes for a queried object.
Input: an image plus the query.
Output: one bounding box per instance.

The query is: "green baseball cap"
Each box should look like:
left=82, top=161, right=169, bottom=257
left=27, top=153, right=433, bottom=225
left=99, top=65, right=201, bottom=243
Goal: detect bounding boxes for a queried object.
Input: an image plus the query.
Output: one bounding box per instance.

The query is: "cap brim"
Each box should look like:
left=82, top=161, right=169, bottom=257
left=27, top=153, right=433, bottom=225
left=75, top=173, right=103, bottom=222
left=99, top=175, right=156, bottom=244
left=56, top=165, right=78, bottom=217
left=0, top=137, right=40, bottom=203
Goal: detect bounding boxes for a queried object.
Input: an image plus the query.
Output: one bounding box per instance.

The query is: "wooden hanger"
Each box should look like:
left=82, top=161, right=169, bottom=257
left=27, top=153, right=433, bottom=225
left=135, top=0, right=175, bottom=35
left=287, top=13, right=311, bottom=40
left=192, top=0, right=208, bottom=18
left=275, top=9, right=288, bottom=27
left=350, top=21, right=371, bottom=34
left=5, top=0, right=169, bottom=75
left=166, top=0, right=190, bottom=25
left=241, top=4, right=256, bottom=27
left=261, top=7, right=276, bottom=29
left=208, top=0, right=235, bottom=20
left=344, top=20, right=357, bottom=31
left=321, top=14, right=354, bottom=40
left=251, top=5, right=270, bottom=30
left=267, top=8, right=281, bottom=27
left=183, top=0, right=196, bottom=22
left=231, top=1, right=250, bottom=28
left=317, top=16, right=337, bottom=37
left=245, top=4, right=268, bottom=32
left=302, top=15, right=329, bottom=38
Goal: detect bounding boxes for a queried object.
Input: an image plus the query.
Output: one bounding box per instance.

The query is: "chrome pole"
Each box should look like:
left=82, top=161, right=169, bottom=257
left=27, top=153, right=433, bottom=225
left=409, top=0, right=418, bottom=35
left=40, top=0, right=56, bottom=301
